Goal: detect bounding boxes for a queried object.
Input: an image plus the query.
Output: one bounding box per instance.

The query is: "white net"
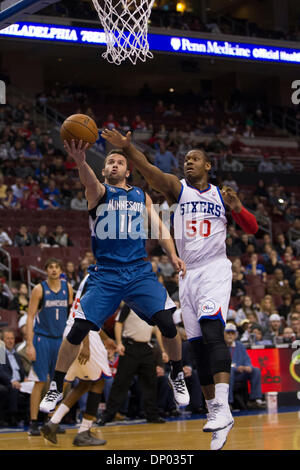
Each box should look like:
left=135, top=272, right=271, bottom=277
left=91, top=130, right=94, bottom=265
left=91, top=0, right=155, bottom=65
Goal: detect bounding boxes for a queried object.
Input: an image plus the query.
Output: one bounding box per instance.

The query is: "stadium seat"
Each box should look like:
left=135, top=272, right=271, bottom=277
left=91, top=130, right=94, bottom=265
left=0, top=309, right=19, bottom=333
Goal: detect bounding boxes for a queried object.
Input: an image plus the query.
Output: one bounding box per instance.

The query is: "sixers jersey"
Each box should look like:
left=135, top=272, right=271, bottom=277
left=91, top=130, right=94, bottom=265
left=34, top=279, right=69, bottom=338
left=89, top=183, right=148, bottom=264
left=173, top=180, right=227, bottom=268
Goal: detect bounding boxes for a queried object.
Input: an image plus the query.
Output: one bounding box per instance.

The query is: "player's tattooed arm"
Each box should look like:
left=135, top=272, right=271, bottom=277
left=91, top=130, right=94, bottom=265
left=64, top=139, right=105, bottom=209
left=101, top=128, right=182, bottom=205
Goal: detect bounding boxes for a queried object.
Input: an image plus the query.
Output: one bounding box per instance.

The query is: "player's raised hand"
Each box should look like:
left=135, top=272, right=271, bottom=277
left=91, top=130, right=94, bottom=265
left=221, top=185, right=242, bottom=212
left=64, top=139, right=89, bottom=167
left=101, top=128, right=131, bottom=149
left=169, top=254, right=186, bottom=278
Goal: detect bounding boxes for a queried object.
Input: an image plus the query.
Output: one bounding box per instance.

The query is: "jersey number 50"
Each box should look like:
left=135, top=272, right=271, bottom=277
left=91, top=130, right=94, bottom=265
left=186, top=219, right=211, bottom=238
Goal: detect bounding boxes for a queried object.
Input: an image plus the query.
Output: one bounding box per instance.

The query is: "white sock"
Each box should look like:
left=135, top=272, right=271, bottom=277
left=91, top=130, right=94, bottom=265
left=51, top=403, right=70, bottom=424
left=78, top=418, right=93, bottom=434
left=214, top=383, right=229, bottom=406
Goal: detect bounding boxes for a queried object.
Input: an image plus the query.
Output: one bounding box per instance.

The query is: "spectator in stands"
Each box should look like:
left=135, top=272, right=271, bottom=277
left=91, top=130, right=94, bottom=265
left=39, top=133, right=55, bottom=157
left=0, top=172, right=7, bottom=201
left=235, top=295, right=259, bottom=326
left=78, top=257, right=89, bottom=281
left=266, top=313, right=284, bottom=345
left=38, top=193, right=60, bottom=210
left=226, top=236, right=243, bottom=257
left=278, top=293, right=294, bottom=320
left=222, top=155, right=244, bottom=173
left=154, top=100, right=166, bottom=114
left=253, top=179, right=269, bottom=205
left=280, top=326, right=295, bottom=344
left=10, top=283, right=29, bottom=317
left=154, top=142, right=178, bottom=174
left=250, top=324, right=273, bottom=346
left=1, top=187, right=20, bottom=209
left=0, top=225, right=12, bottom=247
left=119, top=116, right=131, bottom=133
left=24, top=140, right=42, bottom=160
left=231, top=270, right=246, bottom=298
left=258, top=155, right=275, bottom=173
left=33, top=225, right=50, bottom=247
left=70, top=190, right=87, bottom=211
left=20, top=187, right=38, bottom=210
left=0, top=328, right=30, bottom=426
left=267, top=267, right=294, bottom=297
left=289, top=313, right=300, bottom=334
left=222, top=173, right=239, bottom=192
left=232, top=258, right=246, bottom=281
left=224, top=323, right=265, bottom=410
left=49, top=156, right=68, bottom=183
left=9, top=140, right=25, bottom=160
left=264, top=248, right=284, bottom=274
left=102, top=113, right=119, bottom=130
left=43, top=179, right=60, bottom=203
left=275, top=156, right=293, bottom=174
left=245, top=253, right=267, bottom=282
left=157, top=254, right=174, bottom=278
left=0, top=283, right=10, bottom=309
left=292, top=278, right=300, bottom=303
left=14, top=157, right=36, bottom=180
left=289, top=267, right=300, bottom=291
left=11, top=177, right=26, bottom=200
left=50, top=225, right=73, bottom=247
left=14, top=225, right=34, bottom=248
left=259, top=295, right=276, bottom=329
left=65, top=261, right=80, bottom=289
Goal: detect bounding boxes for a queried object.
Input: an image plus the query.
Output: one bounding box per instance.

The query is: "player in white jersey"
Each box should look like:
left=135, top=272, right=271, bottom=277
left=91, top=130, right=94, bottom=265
left=101, top=128, right=258, bottom=450
left=41, top=275, right=116, bottom=447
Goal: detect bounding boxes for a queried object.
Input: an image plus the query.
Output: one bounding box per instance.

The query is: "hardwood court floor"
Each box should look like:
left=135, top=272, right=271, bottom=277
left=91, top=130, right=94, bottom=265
left=0, top=410, right=299, bottom=451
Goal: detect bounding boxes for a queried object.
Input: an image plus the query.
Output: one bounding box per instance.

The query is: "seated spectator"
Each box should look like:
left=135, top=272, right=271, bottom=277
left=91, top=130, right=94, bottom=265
left=64, top=261, right=80, bottom=289
left=224, top=323, right=265, bottom=410
left=102, top=113, right=119, bottom=130
left=222, top=155, right=244, bottom=173
left=279, top=326, right=296, bottom=344
left=274, top=156, right=293, bottom=173
left=293, top=278, right=300, bottom=303
left=39, top=133, right=55, bottom=157
left=119, top=115, right=131, bottom=133
left=249, top=324, right=273, bottom=346
left=258, top=155, right=274, bottom=173
left=163, top=104, right=181, bottom=118
left=278, top=293, right=294, bottom=320
left=17, top=119, right=31, bottom=141
left=48, top=156, right=67, bottom=182
left=154, top=142, right=178, bottom=174
left=0, top=328, right=30, bottom=426
left=24, top=140, right=42, bottom=160
left=154, top=100, right=166, bottom=114
left=253, top=179, right=269, bottom=204
left=49, top=225, right=73, bottom=247
left=245, top=253, right=267, bottom=282
left=70, top=190, right=87, bottom=211
left=20, top=188, right=39, bottom=210
left=267, top=267, right=294, bottom=297
left=1, top=187, right=20, bottom=209
left=10, top=283, right=29, bottom=316
left=0, top=225, right=12, bottom=247
left=289, top=312, right=300, bottom=335
left=232, top=258, right=246, bottom=282
left=11, top=177, right=26, bottom=200
left=43, top=179, right=60, bottom=204
left=259, top=295, right=276, bottom=330
left=33, top=225, right=50, bottom=247
left=264, top=249, right=284, bottom=274
left=14, top=225, right=34, bottom=248
left=235, top=295, right=259, bottom=325
left=226, top=236, right=243, bottom=257
left=14, top=157, right=36, bottom=179
left=0, top=172, right=7, bottom=201
left=9, top=140, right=25, bottom=160
left=157, top=254, right=174, bottom=278
left=231, top=270, right=246, bottom=298
left=274, top=233, right=289, bottom=257
left=222, top=173, right=239, bottom=193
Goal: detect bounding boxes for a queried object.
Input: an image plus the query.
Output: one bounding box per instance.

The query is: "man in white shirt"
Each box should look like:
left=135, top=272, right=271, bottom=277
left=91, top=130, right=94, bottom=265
left=0, top=226, right=12, bottom=247
left=70, top=190, right=87, bottom=211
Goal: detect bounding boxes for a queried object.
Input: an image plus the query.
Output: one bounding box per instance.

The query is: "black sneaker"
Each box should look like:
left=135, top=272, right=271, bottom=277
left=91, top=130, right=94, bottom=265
left=40, top=421, right=59, bottom=444
left=28, top=421, right=41, bottom=436
left=147, top=417, right=166, bottom=424
left=73, top=430, right=107, bottom=447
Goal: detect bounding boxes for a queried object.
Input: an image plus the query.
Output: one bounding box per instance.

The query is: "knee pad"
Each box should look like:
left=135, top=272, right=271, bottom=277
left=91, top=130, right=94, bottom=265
left=66, top=319, right=97, bottom=345
left=189, top=338, right=213, bottom=386
left=200, top=319, right=231, bottom=375
left=151, top=309, right=177, bottom=339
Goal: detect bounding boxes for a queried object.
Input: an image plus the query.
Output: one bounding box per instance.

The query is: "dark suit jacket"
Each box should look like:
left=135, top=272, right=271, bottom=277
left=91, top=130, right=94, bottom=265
left=0, top=350, right=26, bottom=387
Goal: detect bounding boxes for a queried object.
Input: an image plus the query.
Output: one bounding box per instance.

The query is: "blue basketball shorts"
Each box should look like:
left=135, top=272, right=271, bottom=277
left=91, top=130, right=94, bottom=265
left=30, top=334, right=63, bottom=382
left=72, top=260, right=175, bottom=329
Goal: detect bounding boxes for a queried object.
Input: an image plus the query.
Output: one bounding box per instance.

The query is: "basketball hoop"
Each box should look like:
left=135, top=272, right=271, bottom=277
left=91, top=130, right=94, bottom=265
left=91, top=0, right=155, bottom=65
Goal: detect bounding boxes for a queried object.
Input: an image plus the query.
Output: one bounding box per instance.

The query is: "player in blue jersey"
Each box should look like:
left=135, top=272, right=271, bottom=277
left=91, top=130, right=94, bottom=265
left=26, top=258, right=74, bottom=436
left=39, top=139, right=190, bottom=415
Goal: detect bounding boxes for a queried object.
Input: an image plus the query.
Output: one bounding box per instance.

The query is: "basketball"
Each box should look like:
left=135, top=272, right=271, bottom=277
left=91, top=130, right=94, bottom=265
left=60, top=114, right=99, bottom=148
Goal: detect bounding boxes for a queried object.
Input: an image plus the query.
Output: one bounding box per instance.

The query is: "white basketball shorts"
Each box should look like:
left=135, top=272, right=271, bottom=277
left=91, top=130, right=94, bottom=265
left=64, top=326, right=112, bottom=382
left=179, top=257, right=232, bottom=340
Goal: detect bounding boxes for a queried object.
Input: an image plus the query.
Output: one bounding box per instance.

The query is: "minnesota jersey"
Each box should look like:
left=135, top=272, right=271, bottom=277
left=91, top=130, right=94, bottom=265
left=34, top=279, right=69, bottom=338
left=173, top=180, right=227, bottom=268
left=89, top=183, right=148, bottom=264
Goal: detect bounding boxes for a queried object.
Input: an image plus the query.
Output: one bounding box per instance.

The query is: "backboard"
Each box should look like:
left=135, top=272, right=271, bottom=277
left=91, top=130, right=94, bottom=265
left=0, top=0, right=61, bottom=29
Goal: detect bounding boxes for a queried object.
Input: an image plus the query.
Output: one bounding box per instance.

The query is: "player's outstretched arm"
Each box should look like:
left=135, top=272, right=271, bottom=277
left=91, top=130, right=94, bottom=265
left=64, top=139, right=105, bottom=209
left=101, top=129, right=182, bottom=204
left=221, top=186, right=258, bottom=234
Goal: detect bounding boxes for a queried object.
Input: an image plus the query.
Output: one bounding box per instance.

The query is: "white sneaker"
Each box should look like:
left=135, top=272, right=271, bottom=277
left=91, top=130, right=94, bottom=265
left=39, top=381, right=63, bottom=414
left=203, top=401, right=233, bottom=432
left=210, top=420, right=234, bottom=450
left=168, top=372, right=190, bottom=406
